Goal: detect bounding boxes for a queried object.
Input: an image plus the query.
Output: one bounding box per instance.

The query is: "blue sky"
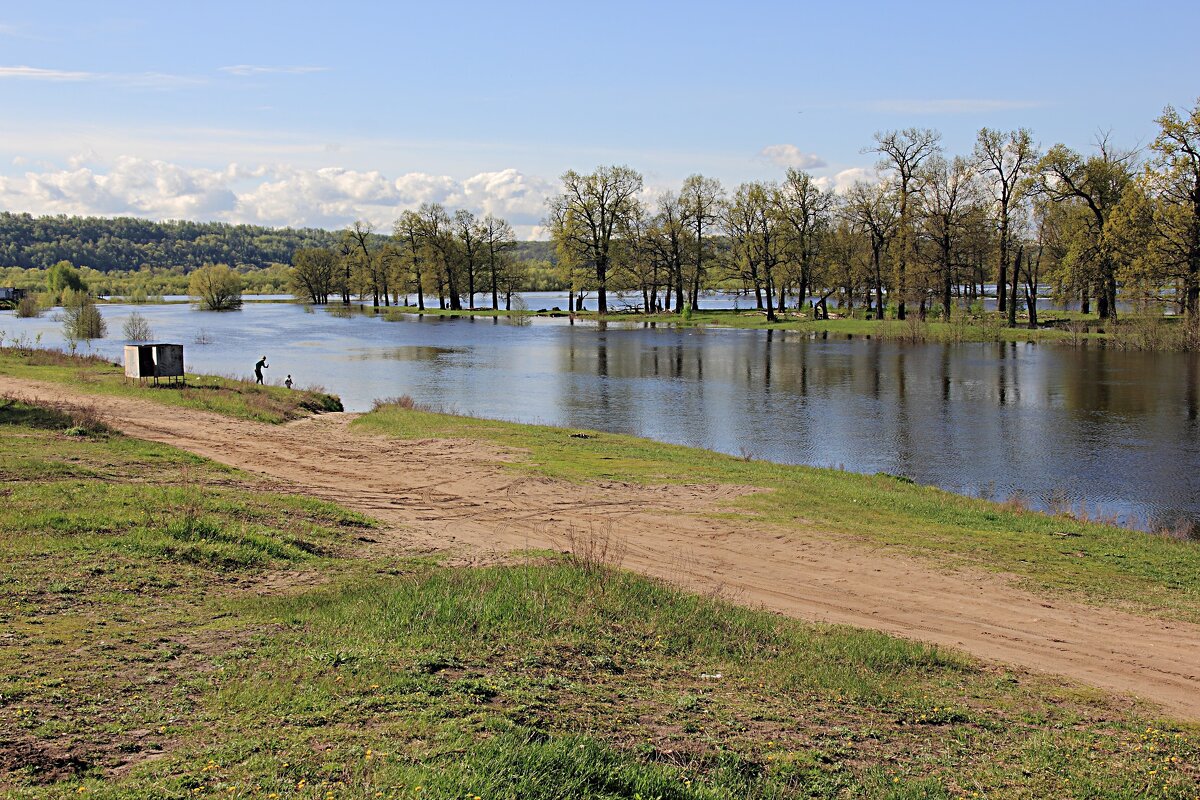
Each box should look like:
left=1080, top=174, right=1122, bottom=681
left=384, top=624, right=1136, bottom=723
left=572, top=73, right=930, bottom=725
left=1, top=0, right=1197, bottom=237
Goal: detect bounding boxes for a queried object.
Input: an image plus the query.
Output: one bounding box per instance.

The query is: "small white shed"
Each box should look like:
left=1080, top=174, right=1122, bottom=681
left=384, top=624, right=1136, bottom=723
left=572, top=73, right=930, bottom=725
left=124, top=343, right=185, bottom=385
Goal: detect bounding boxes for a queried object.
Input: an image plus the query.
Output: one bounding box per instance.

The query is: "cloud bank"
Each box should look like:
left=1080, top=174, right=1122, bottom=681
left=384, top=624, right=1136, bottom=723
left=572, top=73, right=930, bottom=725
left=0, top=157, right=557, bottom=238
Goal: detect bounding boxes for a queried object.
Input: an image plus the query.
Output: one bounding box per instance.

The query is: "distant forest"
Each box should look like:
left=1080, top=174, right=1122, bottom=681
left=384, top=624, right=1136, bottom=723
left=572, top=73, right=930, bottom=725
left=0, top=212, right=555, bottom=272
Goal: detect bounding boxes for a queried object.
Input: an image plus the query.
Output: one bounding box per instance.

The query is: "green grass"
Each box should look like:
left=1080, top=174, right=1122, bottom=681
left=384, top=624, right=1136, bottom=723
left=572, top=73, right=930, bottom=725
left=368, top=305, right=1101, bottom=344
left=0, top=347, right=343, bottom=423
left=370, top=305, right=1200, bottom=350
left=354, top=404, right=1200, bottom=624
left=2, top=399, right=1198, bottom=797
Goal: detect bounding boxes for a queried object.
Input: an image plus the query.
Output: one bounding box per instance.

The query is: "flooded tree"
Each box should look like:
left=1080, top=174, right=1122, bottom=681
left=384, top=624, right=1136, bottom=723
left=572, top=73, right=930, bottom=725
left=188, top=263, right=243, bottom=311
left=547, top=165, right=643, bottom=315
left=289, top=247, right=339, bottom=304
left=649, top=190, right=688, bottom=313
left=481, top=215, right=516, bottom=311
left=392, top=211, right=426, bottom=311
left=343, top=221, right=389, bottom=308
left=453, top=210, right=485, bottom=309
left=61, top=288, right=107, bottom=340
left=415, top=203, right=460, bottom=310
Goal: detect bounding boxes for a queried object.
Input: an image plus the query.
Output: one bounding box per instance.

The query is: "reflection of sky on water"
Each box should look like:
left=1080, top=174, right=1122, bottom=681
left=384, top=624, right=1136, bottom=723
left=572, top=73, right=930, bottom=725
left=2, top=298, right=1197, bottom=531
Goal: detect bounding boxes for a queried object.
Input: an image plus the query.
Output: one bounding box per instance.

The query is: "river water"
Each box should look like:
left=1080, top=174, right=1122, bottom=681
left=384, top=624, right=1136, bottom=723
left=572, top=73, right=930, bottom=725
left=3, top=297, right=1198, bottom=532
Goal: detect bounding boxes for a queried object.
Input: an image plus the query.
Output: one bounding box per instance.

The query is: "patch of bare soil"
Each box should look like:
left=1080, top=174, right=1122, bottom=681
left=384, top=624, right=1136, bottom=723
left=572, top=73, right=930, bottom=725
left=3, top=374, right=1199, bottom=720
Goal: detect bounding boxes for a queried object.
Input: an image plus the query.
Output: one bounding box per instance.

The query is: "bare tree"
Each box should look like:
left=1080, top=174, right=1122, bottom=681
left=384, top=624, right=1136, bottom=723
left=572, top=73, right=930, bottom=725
left=773, top=168, right=833, bottom=310
left=679, top=174, right=723, bottom=311
left=867, top=128, right=942, bottom=319
left=974, top=128, right=1040, bottom=325
left=480, top=215, right=516, bottom=310
left=917, top=155, right=979, bottom=318
left=845, top=181, right=899, bottom=319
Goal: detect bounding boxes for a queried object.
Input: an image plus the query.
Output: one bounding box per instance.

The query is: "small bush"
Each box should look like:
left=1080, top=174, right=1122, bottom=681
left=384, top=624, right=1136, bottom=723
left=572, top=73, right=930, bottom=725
left=371, top=394, right=433, bottom=413
left=60, top=289, right=107, bottom=341
left=1109, top=313, right=1199, bottom=351
left=122, top=311, right=154, bottom=341
left=14, top=295, right=42, bottom=318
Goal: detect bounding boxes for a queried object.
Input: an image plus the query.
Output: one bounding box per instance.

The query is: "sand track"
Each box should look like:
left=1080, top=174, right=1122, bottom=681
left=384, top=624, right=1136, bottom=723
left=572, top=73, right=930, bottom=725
left=4, top=375, right=1199, bottom=720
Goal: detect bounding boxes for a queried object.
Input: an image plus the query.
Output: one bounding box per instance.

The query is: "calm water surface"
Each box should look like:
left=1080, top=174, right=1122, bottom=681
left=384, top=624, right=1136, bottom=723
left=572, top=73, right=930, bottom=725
left=3, top=298, right=1198, bottom=531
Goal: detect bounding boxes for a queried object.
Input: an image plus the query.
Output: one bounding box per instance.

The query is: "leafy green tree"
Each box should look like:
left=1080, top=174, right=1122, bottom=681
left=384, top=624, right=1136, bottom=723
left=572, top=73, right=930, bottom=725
left=646, top=190, right=687, bottom=313
left=415, top=203, right=459, bottom=310
left=46, top=260, right=87, bottom=301
left=547, top=165, right=643, bottom=314
left=1142, top=98, right=1200, bottom=320
left=1033, top=137, right=1136, bottom=319
left=188, top=263, right=244, bottom=311
left=453, top=209, right=485, bottom=309
left=289, top=247, right=339, bottom=304
left=392, top=211, right=427, bottom=310
left=343, top=221, right=388, bottom=307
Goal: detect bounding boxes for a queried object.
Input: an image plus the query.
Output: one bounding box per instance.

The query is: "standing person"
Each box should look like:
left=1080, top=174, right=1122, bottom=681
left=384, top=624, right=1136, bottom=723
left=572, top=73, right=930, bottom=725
left=284, top=374, right=293, bottom=389
left=254, top=355, right=269, bottom=385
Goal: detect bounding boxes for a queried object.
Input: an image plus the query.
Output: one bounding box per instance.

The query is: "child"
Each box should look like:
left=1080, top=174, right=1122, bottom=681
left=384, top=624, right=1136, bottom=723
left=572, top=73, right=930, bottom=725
left=285, top=374, right=293, bottom=390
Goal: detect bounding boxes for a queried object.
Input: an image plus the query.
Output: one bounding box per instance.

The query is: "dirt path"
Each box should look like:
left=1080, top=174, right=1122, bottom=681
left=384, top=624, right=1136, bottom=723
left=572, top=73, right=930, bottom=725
left=6, top=375, right=1200, bottom=720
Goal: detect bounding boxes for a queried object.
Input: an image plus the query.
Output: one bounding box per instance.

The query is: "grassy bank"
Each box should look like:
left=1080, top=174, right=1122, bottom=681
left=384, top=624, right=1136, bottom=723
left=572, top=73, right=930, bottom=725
left=369, top=305, right=1200, bottom=350
left=355, top=404, right=1200, bottom=624
left=371, top=305, right=1079, bottom=343
left=0, top=347, right=342, bottom=423
left=2, top=398, right=1198, bottom=798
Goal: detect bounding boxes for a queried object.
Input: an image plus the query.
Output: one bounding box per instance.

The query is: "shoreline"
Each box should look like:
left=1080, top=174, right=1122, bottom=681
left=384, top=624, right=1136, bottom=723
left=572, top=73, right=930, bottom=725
left=8, top=296, right=1194, bottom=348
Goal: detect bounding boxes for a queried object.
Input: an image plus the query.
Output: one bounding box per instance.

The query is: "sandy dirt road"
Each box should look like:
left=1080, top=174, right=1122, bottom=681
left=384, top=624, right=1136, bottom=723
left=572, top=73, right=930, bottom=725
left=4, top=374, right=1199, bottom=720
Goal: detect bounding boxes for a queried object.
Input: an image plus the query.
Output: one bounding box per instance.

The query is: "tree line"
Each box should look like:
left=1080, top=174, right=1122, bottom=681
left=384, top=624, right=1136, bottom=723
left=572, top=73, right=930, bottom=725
left=0, top=213, right=340, bottom=272
left=289, top=205, right=530, bottom=310
left=545, top=99, right=1200, bottom=326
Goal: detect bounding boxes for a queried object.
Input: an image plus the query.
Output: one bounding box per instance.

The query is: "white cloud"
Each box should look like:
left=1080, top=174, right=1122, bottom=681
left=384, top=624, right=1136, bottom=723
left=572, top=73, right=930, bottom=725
left=458, top=169, right=556, bottom=224
left=759, top=144, right=827, bottom=170
left=220, top=65, right=329, bottom=76
left=0, top=65, right=93, bottom=81
left=814, top=167, right=879, bottom=194
left=0, top=157, right=557, bottom=238
left=0, top=64, right=203, bottom=88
